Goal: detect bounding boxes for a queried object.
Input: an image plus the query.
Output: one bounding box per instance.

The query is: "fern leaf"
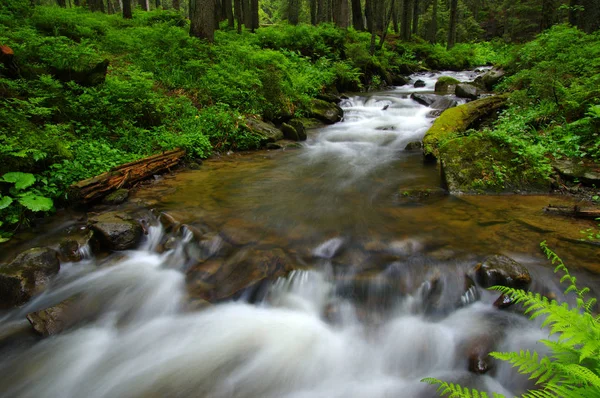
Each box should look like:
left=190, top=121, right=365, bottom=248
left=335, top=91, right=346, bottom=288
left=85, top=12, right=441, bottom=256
left=1, top=172, right=36, bottom=190
left=420, top=378, right=497, bottom=398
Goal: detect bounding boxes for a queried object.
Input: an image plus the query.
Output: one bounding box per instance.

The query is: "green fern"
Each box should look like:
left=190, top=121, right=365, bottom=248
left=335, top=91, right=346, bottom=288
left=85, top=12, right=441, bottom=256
left=423, top=243, right=600, bottom=398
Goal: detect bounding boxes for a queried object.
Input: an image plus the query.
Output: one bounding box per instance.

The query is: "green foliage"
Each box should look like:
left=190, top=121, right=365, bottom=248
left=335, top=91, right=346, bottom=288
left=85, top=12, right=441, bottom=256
left=423, top=243, right=600, bottom=397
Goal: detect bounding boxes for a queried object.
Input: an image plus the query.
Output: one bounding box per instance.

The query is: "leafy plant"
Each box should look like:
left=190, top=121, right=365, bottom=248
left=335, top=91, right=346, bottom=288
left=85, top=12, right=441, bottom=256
left=423, top=242, right=600, bottom=397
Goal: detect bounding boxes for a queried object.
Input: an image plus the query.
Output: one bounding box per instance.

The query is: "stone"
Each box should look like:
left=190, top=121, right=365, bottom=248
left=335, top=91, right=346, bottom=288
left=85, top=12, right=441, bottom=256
left=266, top=140, right=303, bottom=150
left=308, top=99, right=343, bottom=124
left=481, top=67, right=506, bottom=91
left=553, top=159, right=600, bottom=186
left=88, top=211, right=143, bottom=251
left=404, top=141, right=422, bottom=150
left=0, top=247, right=60, bottom=308
left=464, top=336, right=495, bottom=375
left=391, top=74, right=410, bottom=86
left=430, top=97, right=458, bottom=111
left=188, top=161, right=202, bottom=170
left=413, top=79, right=426, bottom=88
left=493, top=293, right=515, bottom=309
left=102, top=189, right=130, bottom=205
left=434, top=76, right=460, bottom=94
left=410, top=93, right=438, bottom=106
left=475, top=254, right=532, bottom=290
left=26, top=297, right=79, bottom=336
left=281, top=123, right=299, bottom=141
left=288, top=119, right=307, bottom=141
left=398, top=187, right=447, bottom=203
left=244, top=117, right=284, bottom=144
left=58, top=230, right=96, bottom=262
left=455, top=84, right=479, bottom=100
left=317, top=92, right=341, bottom=103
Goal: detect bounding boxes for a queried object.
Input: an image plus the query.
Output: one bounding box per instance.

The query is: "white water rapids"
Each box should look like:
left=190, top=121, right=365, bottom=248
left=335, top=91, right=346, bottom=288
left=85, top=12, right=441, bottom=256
left=0, top=69, right=562, bottom=398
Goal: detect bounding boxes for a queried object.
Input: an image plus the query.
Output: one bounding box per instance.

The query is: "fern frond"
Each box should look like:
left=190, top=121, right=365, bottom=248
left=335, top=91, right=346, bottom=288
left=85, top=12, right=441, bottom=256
left=420, top=378, right=502, bottom=398
left=490, top=350, right=559, bottom=385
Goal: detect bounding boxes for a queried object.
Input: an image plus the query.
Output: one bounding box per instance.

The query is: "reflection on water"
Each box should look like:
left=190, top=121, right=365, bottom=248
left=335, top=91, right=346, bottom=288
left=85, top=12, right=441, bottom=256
left=0, top=69, right=598, bottom=398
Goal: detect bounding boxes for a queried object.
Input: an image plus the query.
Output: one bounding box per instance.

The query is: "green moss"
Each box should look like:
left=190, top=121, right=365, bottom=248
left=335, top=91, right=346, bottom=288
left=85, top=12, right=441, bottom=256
left=440, top=134, right=550, bottom=193
left=436, top=76, right=461, bottom=85
left=423, top=95, right=508, bottom=158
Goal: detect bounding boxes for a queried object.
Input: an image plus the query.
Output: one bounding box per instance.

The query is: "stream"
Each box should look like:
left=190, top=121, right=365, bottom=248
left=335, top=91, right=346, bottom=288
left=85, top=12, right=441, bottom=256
left=0, top=70, right=599, bottom=398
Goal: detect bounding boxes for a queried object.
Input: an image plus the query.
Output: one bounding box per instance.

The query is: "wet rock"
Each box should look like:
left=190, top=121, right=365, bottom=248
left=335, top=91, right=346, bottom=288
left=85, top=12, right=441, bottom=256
left=411, top=93, right=438, bottom=106
left=553, top=159, right=600, bottom=186
left=391, top=74, right=410, bottom=86
left=430, top=97, right=458, bottom=111
left=413, top=79, right=426, bottom=88
left=266, top=140, right=303, bottom=150
left=188, top=161, right=202, bottom=170
left=0, top=247, right=60, bottom=308
left=26, top=297, right=79, bottom=336
left=404, top=141, right=422, bottom=151
left=159, top=211, right=181, bottom=232
left=475, top=254, right=532, bottom=290
left=316, top=92, right=342, bottom=104
left=88, top=211, right=143, bottom=251
left=434, top=76, right=460, bottom=94
left=185, top=232, right=233, bottom=264
left=189, top=248, right=291, bottom=301
left=493, top=293, right=515, bottom=309
left=281, top=123, right=300, bottom=141
left=480, top=67, right=505, bottom=91
left=219, top=218, right=262, bottom=246
left=244, top=117, right=284, bottom=144
left=102, top=189, right=129, bottom=205
left=465, top=336, right=494, bottom=374
left=58, top=230, right=96, bottom=262
left=308, top=99, right=343, bottom=124
left=288, top=119, right=307, bottom=141
left=455, top=84, right=479, bottom=100
left=397, top=187, right=447, bottom=203
left=460, top=275, right=480, bottom=306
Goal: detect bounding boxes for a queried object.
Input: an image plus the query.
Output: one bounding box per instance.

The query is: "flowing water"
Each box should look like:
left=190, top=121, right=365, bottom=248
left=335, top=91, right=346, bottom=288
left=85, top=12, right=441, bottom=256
left=1, top=70, right=599, bottom=398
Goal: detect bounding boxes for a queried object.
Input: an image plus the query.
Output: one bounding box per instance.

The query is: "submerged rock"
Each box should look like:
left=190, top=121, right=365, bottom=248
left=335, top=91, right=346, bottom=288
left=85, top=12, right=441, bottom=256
left=475, top=254, right=531, bottom=290
left=404, top=141, right=422, bottom=151
left=88, top=211, right=143, bottom=251
left=266, top=140, right=303, bottom=150
left=413, top=79, right=426, bottom=88
left=493, top=293, right=515, bottom=309
left=0, top=247, right=60, bottom=308
left=308, top=99, right=343, bottom=124
left=411, top=93, right=438, bottom=106
left=26, top=297, right=79, bottom=336
left=58, top=229, right=96, bottom=262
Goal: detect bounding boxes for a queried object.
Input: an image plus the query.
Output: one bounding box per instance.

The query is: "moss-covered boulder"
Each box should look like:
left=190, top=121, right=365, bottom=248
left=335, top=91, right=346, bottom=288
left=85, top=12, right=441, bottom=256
left=475, top=254, right=531, bottom=290
left=88, top=211, right=143, bottom=251
left=434, top=76, right=461, bottom=93
left=423, top=94, right=509, bottom=159
left=308, top=99, right=343, bottom=124
left=244, top=117, right=285, bottom=144
left=439, top=134, right=550, bottom=193
left=102, top=188, right=129, bottom=205
left=0, top=247, right=60, bottom=308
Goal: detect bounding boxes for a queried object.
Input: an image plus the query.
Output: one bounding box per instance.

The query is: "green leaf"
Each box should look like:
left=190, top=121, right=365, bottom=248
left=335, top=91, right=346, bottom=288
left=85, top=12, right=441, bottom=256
left=1, top=172, right=36, bottom=190
left=17, top=194, right=53, bottom=212
left=0, top=196, right=13, bottom=210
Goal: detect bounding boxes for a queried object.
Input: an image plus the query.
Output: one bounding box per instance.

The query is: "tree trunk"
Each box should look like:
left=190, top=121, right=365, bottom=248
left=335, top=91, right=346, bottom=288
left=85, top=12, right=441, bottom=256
left=234, top=0, right=242, bottom=32
left=138, top=0, right=149, bottom=10
left=224, top=0, right=234, bottom=27
left=123, top=0, right=133, bottom=18
left=250, top=0, right=259, bottom=31
left=155, top=0, right=160, bottom=8
left=190, top=0, right=215, bottom=41
left=316, top=0, right=327, bottom=23
left=540, top=0, right=556, bottom=31
left=411, top=0, right=418, bottom=35
left=401, top=0, right=411, bottom=40
left=310, top=0, right=317, bottom=24
left=74, top=0, right=80, bottom=6
left=69, top=149, right=186, bottom=204
left=351, top=0, right=364, bottom=30
left=107, top=0, right=115, bottom=13
left=568, top=0, right=579, bottom=27
left=392, top=0, right=400, bottom=33
left=332, top=0, right=349, bottom=27
left=56, top=0, right=67, bottom=7
left=288, top=0, right=300, bottom=24
left=173, top=0, right=180, bottom=9
left=377, top=0, right=395, bottom=49
left=89, top=0, right=105, bottom=12
left=581, top=0, right=599, bottom=33
left=429, top=0, right=437, bottom=43
left=447, top=0, right=458, bottom=49
left=242, top=0, right=252, bottom=28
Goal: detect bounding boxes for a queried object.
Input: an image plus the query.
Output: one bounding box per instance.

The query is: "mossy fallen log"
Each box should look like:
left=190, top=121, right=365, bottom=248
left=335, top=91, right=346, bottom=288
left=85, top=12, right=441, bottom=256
left=69, top=148, right=185, bottom=203
left=423, top=94, right=509, bottom=160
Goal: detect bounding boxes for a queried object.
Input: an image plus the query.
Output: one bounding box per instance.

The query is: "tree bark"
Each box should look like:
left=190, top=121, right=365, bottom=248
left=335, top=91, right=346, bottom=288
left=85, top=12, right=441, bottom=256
left=316, top=0, right=328, bottom=23
left=250, top=0, right=259, bottom=31
left=190, top=0, right=215, bottom=41
left=429, top=0, right=437, bottom=43
left=401, top=0, right=411, bottom=40
left=224, top=0, right=234, bottom=27
left=332, top=0, right=349, bottom=27
left=56, top=0, right=67, bottom=7
left=123, top=0, right=133, bottom=18
left=447, top=0, right=458, bottom=49
left=351, top=0, right=364, bottom=30
left=411, top=0, right=418, bottom=35
left=310, top=0, right=317, bottom=24
left=234, top=0, right=242, bottom=32
left=392, top=0, right=400, bottom=33
left=173, top=0, right=180, bottom=9
left=242, top=0, right=252, bottom=28
left=288, top=0, right=300, bottom=24
left=581, top=0, right=600, bottom=33
left=138, top=0, right=149, bottom=11
left=89, top=0, right=105, bottom=12
left=69, top=149, right=186, bottom=204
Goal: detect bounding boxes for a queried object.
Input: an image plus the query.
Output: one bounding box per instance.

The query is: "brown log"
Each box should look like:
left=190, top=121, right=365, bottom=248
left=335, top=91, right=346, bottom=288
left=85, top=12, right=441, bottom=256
left=69, top=148, right=186, bottom=203
left=544, top=205, right=600, bottom=220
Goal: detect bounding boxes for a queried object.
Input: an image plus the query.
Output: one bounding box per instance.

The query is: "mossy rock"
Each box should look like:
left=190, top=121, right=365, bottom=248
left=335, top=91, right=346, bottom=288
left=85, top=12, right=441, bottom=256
left=244, top=117, right=285, bottom=144
left=423, top=94, right=509, bottom=159
left=308, top=99, right=343, bottom=124
left=439, top=134, right=550, bottom=194
left=434, top=76, right=461, bottom=93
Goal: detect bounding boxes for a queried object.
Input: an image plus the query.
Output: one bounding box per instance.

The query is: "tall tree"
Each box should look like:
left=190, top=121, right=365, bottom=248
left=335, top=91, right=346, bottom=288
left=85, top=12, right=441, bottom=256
left=234, top=0, right=242, bottom=32
left=123, top=0, right=133, bottom=18
left=242, top=0, right=252, bottom=28
left=540, top=0, right=557, bottom=31
left=89, top=0, right=105, bottom=12
left=333, top=0, right=350, bottom=27
left=138, top=0, right=149, bottom=11
left=447, top=0, right=458, bottom=49
left=56, top=0, right=66, bottom=7
left=411, top=0, right=419, bottom=35
left=310, top=0, right=317, bottom=25
left=250, top=0, right=259, bottom=31
left=401, top=0, right=411, bottom=40
left=190, top=0, right=215, bottom=41
left=316, top=0, right=328, bottom=23
left=568, top=0, right=580, bottom=26
left=581, top=0, right=600, bottom=32
left=428, top=0, right=437, bottom=43
left=173, top=0, right=180, bottom=10
left=288, top=0, right=300, bottom=24
left=224, top=0, right=234, bottom=27
left=392, top=0, right=400, bottom=33
left=351, top=0, right=365, bottom=30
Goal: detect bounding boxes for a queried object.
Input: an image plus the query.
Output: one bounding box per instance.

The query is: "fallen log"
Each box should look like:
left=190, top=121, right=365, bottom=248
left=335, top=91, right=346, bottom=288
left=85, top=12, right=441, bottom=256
left=543, top=205, right=600, bottom=220
left=69, top=148, right=186, bottom=203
